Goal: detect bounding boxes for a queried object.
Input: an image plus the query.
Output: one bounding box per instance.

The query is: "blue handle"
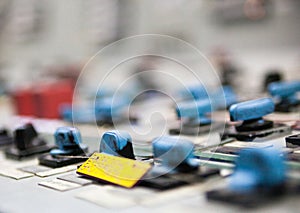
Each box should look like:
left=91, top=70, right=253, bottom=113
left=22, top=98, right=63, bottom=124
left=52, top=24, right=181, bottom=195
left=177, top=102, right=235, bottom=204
left=229, top=148, right=286, bottom=192
left=60, top=104, right=95, bottom=123
left=212, top=86, right=238, bottom=109
left=176, top=99, right=212, bottom=119
left=50, top=127, right=87, bottom=156
left=95, top=96, right=129, bottom=119
left=100, top=130, right=132, bottom=156
left=222, top=85, right=238, bottom=107
left=268, top=81, right=300, bottom=98
left=60, top=95, right=130, bottom=122
left=152, top=136, right=198, bottom=168
left=229, top=98, right=274, bottom=121
left=180, top=84, right=209, bottom=100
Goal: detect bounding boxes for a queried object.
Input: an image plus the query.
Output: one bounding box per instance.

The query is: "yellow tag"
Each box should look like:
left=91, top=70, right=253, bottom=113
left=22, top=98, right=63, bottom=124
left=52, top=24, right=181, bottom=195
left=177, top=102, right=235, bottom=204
left=77, top=153, right=151, bottom=188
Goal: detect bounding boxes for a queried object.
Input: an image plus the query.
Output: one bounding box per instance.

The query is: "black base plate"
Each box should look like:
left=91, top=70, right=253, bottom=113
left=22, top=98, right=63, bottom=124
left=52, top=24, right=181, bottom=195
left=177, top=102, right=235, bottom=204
left=139, top=167, right=219, bottom=190
left=206, top=189, right=281, bottom=208
left=138, top=175, right=188, bottom=190
left=169, top=122, right=224, bottom=136
left=275, top=102, right=300, bottom=113
left=5, top=145, right=52, bottom=160
left=223, top=123, right=291, bottom=142
left=206, top=182, right=300, bottom=208
left=39, top=154, right=87, bottom=168
left=215, top=146, right=241, bottom=155
left=235, top=119, right=273, bottom=132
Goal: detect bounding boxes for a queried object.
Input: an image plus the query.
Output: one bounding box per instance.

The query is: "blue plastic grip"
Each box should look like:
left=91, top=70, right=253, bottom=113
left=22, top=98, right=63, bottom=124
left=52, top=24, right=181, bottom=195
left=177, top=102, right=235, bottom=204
left=50, top=127, right=87, bottom=156
left=268, top=81, right=300, bottom=98
left=212, top=86, right=238, bottom=109
left=229, top=148, right=286, bottom=192
left=95, top=96, right=129, bottom=119
left=54, top=127, right=82, bottom=148
left=100, top=130, right=132, bottom=156
left=229, top=98, right=275, bottom=121
left=222, top=86, right=238, bottom=107
left=176, top=99, right=212, bottom=119
left=60, top=95, right=130, bottom=123
left=60, top=104, right=95, bottom=123
left=179, top=84, right=209, bottom=100
left=152, top=136, right=197, bottom=168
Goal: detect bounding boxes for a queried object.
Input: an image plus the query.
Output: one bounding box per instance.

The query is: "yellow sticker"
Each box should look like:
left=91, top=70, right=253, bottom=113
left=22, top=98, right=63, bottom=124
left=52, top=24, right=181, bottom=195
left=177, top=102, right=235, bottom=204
left=76, top=153, right=151, bottom=188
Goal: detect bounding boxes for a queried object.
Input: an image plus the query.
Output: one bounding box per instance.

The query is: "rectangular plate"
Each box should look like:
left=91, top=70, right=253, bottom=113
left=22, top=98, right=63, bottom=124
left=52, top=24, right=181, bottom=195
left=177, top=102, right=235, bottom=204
left=18, top=165, right=51, bottom=174
left=57, top=173, right=93, bottom=186
left=77, top=153, right=151, bottom=188
left=38, top=179, right=81, bottom=191
left=36, top=165, right=77, bottom=177
left=0, top=168, right=34, bottom=180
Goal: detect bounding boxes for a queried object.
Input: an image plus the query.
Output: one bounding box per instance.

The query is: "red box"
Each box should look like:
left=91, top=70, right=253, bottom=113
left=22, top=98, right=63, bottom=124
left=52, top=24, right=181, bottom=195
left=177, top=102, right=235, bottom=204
left=13, top=80, right=74, bottom=119
left=13, top=88, right=36, bottom=116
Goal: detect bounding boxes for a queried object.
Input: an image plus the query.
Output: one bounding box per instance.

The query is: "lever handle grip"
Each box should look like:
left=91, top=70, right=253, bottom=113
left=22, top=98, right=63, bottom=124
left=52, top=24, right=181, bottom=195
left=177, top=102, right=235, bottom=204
left=229, top=98, right=274, bottom=121
left=268, top=81, right=300, bottom=98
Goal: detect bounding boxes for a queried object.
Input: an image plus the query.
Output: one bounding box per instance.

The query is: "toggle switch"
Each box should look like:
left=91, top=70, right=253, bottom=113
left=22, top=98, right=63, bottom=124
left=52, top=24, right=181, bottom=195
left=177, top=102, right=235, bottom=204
left=268, top=81, right=300, bottom=112
left=139, top=136, right=219, bottom=190
left=152, top=136, right=199, bottom=173
left=223, top=98, right=291, bottom=141
left=100, top=130, right=135, bottom=159
left=170, top=99, right=223, bottom=135
left=207, top=148, right=288, bottom=207
left=5, top=123, right=52, bottom=160
left=39, top=127, right=88, bottom=168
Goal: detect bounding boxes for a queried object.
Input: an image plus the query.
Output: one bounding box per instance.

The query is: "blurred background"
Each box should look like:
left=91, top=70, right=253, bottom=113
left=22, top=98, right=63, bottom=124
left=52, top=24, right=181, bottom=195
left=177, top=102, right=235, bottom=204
left=0, top=0, right=299, bottom=105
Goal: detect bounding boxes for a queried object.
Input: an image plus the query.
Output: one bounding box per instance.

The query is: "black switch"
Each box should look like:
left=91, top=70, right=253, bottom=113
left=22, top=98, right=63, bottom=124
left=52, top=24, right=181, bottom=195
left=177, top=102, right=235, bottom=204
left=5, top=123, right=52, bottom=160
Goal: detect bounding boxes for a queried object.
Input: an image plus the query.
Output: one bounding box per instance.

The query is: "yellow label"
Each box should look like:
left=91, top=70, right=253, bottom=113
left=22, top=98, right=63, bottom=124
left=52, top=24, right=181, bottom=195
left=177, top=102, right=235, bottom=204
left=77, top=153, right=151, bottom=188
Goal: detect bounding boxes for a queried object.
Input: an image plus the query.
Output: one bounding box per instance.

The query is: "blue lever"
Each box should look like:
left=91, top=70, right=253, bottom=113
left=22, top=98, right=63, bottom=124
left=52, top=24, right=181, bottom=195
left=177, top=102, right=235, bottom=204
left=50, top=127, right=88, bottom=156
left=268, top=81, right=300, bottom=111
left=210, top=86, right=238, bottom=110
left=229, top=148, right=286, bottom=192
left=179, top=84, right=209, bottom=100
left=176, top=99, right=213, bottom=125
left=60, top=104, right=95, bottom=123
left=268, top=81, right=300, bottom=99
left=220, top=86, right=238, bottom=108
left=95, top=96, right=129, bottom=121
left=229, top=98, right=275, bottom=122
left=100, top=130, right=135, bottom=159
left=61, top=95, right=130, bottom=123
left=152, top=136, right=198, bottom=171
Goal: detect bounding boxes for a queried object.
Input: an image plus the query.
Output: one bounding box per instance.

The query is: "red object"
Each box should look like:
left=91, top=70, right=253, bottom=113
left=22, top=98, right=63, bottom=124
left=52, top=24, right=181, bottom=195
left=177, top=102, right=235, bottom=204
left=13, top=88, right=36, bottom=116
left=13, top=80, right=74, bottom=119
left=292, top=121, right=300, bottom=131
